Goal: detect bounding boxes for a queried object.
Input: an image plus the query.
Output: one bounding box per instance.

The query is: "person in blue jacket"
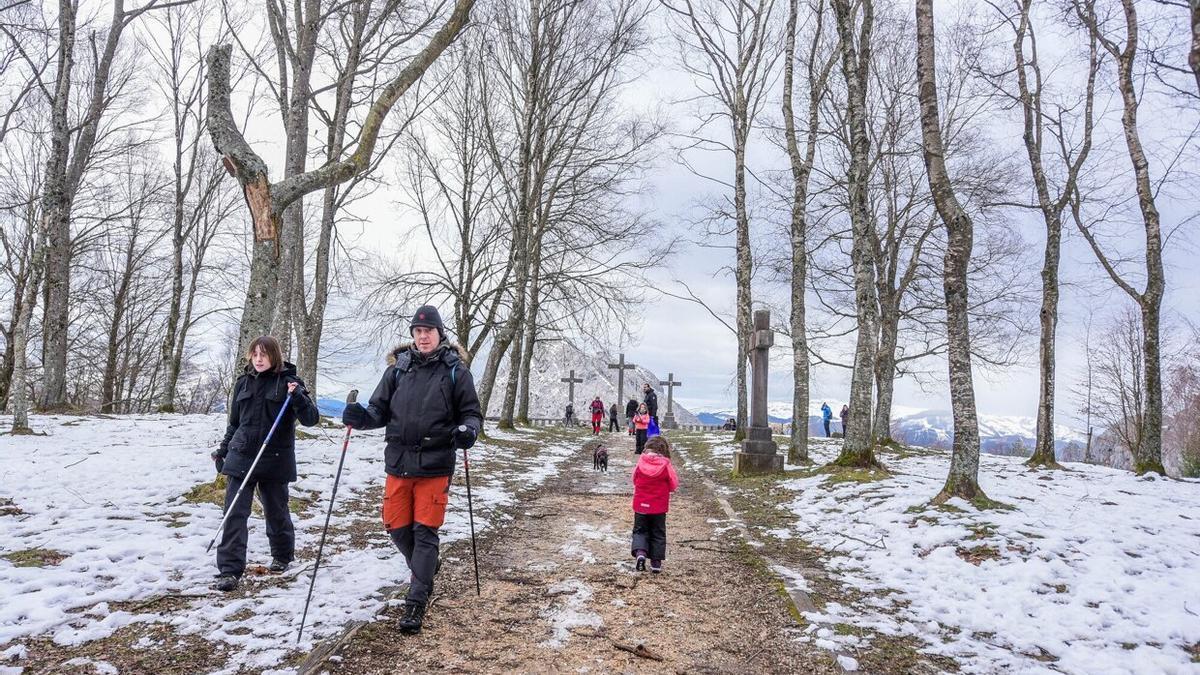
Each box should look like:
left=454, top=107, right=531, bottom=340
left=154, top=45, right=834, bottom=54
left=821, top=401, right=833, bottom=437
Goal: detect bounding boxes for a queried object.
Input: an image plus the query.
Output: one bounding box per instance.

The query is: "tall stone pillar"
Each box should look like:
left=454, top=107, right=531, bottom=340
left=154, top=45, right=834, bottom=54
left=734, top=310, right=784, bottom=474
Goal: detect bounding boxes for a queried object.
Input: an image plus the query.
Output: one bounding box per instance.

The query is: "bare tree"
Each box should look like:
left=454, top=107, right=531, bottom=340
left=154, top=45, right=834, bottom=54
left=781, top=0, right=835, bottom=462
left=916, top=0, right=988, bottom=501
left=661, top=0, right=779, bottom=440
left=978, top=0, right=1099, bottom=469
left=1071, top=0, right=1171, bottom=475
left=205, top=0, right=475, bottom=363
left=828, top=0, right=882, bottom=467
left=26, top=0, right=184, bottom=412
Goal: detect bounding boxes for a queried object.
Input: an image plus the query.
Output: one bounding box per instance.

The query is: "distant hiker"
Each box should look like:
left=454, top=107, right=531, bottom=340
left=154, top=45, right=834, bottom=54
left=590, top=396, right=605, bottom=435
left=722, top=418, right=737, bottom=432
left=821, top=402, right=833, bottom=437
left=625, top=397, right=639, bottom=435
left=633, top=403, right=651, bottom=454
left=642, top=383, right=659, bottom=425
left=211, top=335, right=320, bottom=592
left=609, top=402, right=620, bottom=432
left=840, top=404, right=850, bottom=435
left=564, top=402, right=575, bottom=426
left=631, top=435, right=679, bottom=574
left=341, top=304, right=483, bottom=635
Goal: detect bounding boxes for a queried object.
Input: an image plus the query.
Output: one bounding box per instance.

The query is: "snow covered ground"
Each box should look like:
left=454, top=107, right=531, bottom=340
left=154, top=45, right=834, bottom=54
left=0, top=415, right=576, bottom=674
left=704, top=435, right=1200, bottom=673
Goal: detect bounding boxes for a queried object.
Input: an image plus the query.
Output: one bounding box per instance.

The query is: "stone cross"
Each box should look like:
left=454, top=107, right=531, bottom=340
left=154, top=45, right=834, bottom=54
left=607, top=353, right=636, bottom=407
left=734, top=310, right=783, bottom=474
left=559, top=369, right=583, bottom=410
left=659, top=373, right=682, bottom=429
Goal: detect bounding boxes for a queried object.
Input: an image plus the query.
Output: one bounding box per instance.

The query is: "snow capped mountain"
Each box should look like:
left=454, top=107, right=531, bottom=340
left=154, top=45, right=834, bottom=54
left=487, top=341, right=699, bottom=423
left=689, top=403, right=1088, bottom=457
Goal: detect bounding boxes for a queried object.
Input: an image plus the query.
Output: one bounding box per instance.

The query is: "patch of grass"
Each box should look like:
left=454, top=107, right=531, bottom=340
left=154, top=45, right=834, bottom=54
left=955, top=545, right=1001, bottom=566
left=3, top=547, right=68, bottom=567
left=1186, top=641, right=1199, bottom=663
left=289, top=489, right=319, bottom=515
left=181, top=475, right=227, bottom=508
left=0, top=497, right=22, bottom=517
left=965, top=523, right=997, bottom=540
left=294, top=428, right=321, bottom=441
left=820, top=464, right=890, bottom=486
left=970, top=495, right=1015, bottom=511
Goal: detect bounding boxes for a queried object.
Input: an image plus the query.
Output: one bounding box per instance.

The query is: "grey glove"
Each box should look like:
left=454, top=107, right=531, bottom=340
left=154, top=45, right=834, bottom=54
left=211, top=452, right=224, bottom=474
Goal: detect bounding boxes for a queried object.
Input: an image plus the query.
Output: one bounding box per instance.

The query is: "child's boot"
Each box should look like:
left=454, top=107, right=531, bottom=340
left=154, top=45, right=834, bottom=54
left=635, top=550, right=647, bottom=572
left=650, top=560, right=662, bottom=574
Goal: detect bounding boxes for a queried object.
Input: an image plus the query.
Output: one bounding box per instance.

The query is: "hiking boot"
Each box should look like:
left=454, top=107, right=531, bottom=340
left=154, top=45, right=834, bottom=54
left=650, top=560, right=662, bottom=574
left=269, top=558, right=289, bottom=574
left=398, top=600, right=427, bottom=634
left=213, top=574, right=239, bottom=592
left=635, top=554, right=646, bottom=572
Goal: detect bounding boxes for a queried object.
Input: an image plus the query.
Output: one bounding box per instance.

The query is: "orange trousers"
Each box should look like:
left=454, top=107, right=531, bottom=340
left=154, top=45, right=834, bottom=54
left=382, top=475, right=450, bottom=530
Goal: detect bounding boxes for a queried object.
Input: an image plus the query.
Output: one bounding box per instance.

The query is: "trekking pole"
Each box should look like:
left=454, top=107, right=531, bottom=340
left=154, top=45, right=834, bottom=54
left=205, top=392, right=294, bottom=553
left=460, top=425, right=481, bottom=596
left=296, top=390, right=358, bottom=644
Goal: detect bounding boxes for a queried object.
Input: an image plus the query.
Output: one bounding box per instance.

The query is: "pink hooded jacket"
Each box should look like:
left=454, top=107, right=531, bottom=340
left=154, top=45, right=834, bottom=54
left=632, top=452, right=679, bottom=514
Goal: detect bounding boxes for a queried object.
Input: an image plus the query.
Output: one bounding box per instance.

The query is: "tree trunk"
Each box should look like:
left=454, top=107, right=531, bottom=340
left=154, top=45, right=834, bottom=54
left=916, top=0, right=986, bottom=502
left=872, top=306, right=898, bottom=444
left=516, top=264, right=541, bottom=425
left=733, top=114, right=752, bottom=444
left=782, top=0, right=825, bottom=464
left=1190, top=0, right=1200, bottom=96
left=9, top=231, right=46, bottom=434
left=477, top=327, right=514, bottom=415
left=832, top=0, right=879, bottom=467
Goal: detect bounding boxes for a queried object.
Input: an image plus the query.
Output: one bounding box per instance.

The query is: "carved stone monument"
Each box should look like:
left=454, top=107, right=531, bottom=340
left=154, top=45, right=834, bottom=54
left=659, top=373, right=682, bottom=429
left=733, top=310, right=784, bottom=474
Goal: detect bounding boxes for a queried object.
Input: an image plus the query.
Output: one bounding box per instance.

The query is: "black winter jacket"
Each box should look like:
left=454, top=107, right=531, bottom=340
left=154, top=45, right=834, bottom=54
left=643, top=388, right=658, bottom=418
left=356, top=342, right=483, bottom=478
left=625, top=399, right=638, bottom=419
left=217, top=362, right=320, bottom=483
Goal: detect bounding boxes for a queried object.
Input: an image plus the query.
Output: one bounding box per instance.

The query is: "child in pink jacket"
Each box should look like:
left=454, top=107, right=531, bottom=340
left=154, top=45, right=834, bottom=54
left=631, top=435, right=679, bottom=573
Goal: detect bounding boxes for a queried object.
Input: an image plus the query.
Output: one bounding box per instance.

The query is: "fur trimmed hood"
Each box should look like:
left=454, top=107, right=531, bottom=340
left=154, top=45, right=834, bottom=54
left=387, top=341, right=471, bottom=366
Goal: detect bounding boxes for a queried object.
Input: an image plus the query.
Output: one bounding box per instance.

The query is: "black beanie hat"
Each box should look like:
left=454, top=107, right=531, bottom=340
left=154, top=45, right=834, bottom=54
left=410, top=304, right=446, bottom=340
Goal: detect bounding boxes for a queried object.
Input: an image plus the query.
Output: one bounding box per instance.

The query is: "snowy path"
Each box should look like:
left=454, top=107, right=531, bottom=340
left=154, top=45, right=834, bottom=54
left=0, top=415, right=578, bottom=674
left=320, top=431, right=837, bottom=673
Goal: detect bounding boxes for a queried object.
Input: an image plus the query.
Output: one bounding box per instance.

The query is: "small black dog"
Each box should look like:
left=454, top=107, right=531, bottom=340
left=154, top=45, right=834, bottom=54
left=593, top=444, right=608, bottom=472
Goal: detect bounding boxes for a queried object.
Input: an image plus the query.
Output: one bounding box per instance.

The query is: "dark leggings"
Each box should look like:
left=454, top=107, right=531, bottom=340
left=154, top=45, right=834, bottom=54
left=631, top=512, right=667, bottom=561
left=635, top=429, right=647, bottom=454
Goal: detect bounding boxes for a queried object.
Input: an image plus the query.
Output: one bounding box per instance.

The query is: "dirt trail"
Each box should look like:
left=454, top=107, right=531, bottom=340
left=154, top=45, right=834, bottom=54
left=322, top=433, right=837, bottom=673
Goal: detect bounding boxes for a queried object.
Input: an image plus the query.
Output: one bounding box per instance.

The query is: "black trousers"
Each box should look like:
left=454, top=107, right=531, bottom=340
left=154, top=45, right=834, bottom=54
left=609, top=417, right=619, bottom=432
left=217, top=476, right=294, bottom=577
left=635, top=429, right=647, bottom=454
left=389, top=524, right=440, bottom=605
left=823, top=419, right=831, bottom=436
left=631, top=512, right=667, bottom=561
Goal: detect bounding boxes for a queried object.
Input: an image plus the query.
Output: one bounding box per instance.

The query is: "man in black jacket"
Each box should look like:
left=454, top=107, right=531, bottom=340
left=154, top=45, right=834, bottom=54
left=642, top=383, right=659, bottom=425
left=342, top=305, right=483, bottom=634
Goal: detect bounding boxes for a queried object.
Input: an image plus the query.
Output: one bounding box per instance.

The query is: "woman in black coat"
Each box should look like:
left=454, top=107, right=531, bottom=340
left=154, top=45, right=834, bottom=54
left=210, top=335, right=319, bottom=592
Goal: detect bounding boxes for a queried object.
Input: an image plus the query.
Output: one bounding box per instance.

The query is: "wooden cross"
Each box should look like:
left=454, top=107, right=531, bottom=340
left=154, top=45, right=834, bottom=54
left=607, top=353, right=636, bottom=406
left=560, top=369, right=583, bottom=408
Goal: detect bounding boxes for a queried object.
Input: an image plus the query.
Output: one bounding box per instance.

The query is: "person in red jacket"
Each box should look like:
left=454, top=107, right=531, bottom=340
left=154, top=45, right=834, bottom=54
left=631, top=435, right=679, bottom=574
left=590, top=396, right=605, bottom=435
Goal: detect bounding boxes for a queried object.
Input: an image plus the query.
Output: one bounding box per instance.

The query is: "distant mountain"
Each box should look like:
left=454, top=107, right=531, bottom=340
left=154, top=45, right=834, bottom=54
left=317, top=397, right=347, bottom=418
left=689, top=405, right=1089, bottom=456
